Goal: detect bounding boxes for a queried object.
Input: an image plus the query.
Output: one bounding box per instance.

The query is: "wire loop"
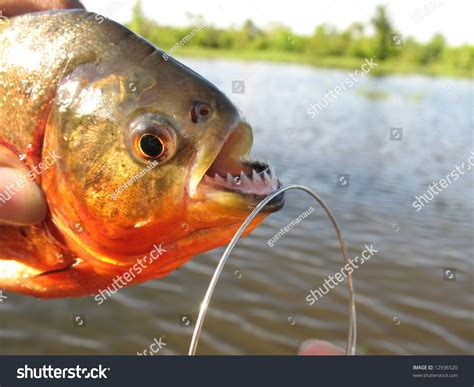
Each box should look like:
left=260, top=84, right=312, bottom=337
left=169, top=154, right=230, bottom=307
left=189, top=184, right=357, bottom=355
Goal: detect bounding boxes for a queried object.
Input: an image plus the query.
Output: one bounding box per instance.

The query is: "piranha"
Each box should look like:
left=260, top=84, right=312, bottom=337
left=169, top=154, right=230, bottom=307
left=0, top=1, right=284, bottom=298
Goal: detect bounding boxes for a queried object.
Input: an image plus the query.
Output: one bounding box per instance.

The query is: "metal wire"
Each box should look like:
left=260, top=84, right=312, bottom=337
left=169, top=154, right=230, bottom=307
left=188, top=184, right=357, bottom=355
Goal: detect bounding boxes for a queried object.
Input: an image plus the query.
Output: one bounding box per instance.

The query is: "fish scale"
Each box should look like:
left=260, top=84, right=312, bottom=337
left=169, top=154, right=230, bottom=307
left=0, top=7, right=284, bottom=298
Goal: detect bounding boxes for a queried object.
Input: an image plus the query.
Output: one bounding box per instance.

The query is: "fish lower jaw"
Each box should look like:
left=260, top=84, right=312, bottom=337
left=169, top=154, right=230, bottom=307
left=202, top=162, right=279, bottom=196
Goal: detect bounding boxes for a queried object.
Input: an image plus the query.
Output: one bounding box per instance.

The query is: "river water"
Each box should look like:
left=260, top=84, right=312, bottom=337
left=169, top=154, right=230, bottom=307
left=1, top=58, right=472, bottom=355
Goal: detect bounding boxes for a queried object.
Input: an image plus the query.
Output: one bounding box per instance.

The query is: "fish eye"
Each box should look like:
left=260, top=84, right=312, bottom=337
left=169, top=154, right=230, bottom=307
left=128, top=113, right=177, bottom=163
left=138, top=134, right=164, bottom=158
left=191, top=102, right=211, bottom=123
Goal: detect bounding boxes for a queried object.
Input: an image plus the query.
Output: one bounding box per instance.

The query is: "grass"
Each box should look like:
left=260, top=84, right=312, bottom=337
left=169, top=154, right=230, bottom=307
left=175, top=47, right=472, bottom=78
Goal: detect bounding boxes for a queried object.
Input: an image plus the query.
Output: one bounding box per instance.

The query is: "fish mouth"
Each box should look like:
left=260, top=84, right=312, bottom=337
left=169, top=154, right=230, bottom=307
left=189, top=124, right=285, bottom=212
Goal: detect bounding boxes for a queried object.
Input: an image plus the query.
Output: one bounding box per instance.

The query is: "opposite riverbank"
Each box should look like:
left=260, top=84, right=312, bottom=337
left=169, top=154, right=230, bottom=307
left=174, top=47, right=472, bottom=78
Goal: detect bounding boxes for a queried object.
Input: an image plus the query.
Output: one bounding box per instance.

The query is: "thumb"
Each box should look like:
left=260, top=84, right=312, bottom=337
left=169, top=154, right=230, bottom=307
left=0, top=167, right=47, bottom=225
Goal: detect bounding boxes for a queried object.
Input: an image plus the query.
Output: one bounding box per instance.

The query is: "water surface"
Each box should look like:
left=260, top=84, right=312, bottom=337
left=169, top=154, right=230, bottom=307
left=1, top=58, right=472, bottom=355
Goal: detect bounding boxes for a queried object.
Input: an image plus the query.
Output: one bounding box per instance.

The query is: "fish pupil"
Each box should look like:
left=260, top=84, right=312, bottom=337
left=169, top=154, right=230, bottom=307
left=140, top=134, right=164, bottom=158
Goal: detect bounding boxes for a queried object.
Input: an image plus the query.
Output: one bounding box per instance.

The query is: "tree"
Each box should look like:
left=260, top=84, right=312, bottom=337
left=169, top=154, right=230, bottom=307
left=307, top=24, right=331, bottom=56
left=348, top=22, right=364, bottom=39
left=129, top=0, right=146, bottom=33
left=371, top=5, right=392, bottom=60
left=419, top=33, right=446, bottom=64
left=243, top=19, right=260, bottom=40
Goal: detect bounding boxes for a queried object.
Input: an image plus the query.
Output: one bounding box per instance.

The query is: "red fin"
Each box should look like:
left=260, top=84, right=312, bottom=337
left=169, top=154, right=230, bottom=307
left=0, top=0, right=84, bottom=17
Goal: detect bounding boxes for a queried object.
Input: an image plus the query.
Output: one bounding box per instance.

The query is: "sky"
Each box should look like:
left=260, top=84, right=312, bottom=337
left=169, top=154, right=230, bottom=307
left=82, top=0, right=473, bottom=46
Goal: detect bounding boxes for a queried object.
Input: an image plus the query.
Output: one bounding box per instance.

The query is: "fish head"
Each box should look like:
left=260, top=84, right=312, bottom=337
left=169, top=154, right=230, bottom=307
left=42, top=31, right=284, bottom=268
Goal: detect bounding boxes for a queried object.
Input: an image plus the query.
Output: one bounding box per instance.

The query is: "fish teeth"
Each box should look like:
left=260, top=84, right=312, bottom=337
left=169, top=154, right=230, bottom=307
left=214, top=173, right=225, bottom=185
left=240, top=172, right=251, bottom=189
left=234, top=172, right=243, bottom=185
left=262, top=170, right=271, bottom=184
left=252, top=169, right=261, bottom=182
left=267, top=165, right=276, bottom=181
left=253, top=169, right=269, bottom=193
left=205, top=166, right=277, bottom=195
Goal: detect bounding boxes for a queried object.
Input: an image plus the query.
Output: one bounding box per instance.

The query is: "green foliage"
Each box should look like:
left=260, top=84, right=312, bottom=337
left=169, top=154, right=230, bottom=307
left=419, top=34, right=446, bottom=64
left=126, top=2, right=473, bottom=78
left=371, top=5, right=392, bottom=60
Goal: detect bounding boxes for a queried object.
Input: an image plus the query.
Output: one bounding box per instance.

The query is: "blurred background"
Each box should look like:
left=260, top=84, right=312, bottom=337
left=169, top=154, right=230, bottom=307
left=1, top=0, right=472, bottom=355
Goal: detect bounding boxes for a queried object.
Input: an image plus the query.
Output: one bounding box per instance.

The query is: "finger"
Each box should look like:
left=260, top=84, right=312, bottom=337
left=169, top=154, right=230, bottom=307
left=1, top=0, right=85, bottom=17
left=298, top=340, right=345, bottom=356
left=0, top=167, right=47, bottom=225
left=0, top=146, right=48, bottom=225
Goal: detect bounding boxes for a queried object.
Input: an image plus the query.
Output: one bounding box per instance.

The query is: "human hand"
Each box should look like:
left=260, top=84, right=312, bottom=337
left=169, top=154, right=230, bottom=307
left=0, top=148, right=47, bottom=225
left=1, top=0, right=84, bottom=17
left=298, top=339, right=345, bottom=355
